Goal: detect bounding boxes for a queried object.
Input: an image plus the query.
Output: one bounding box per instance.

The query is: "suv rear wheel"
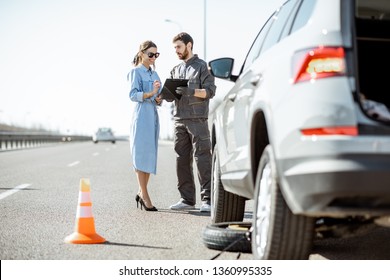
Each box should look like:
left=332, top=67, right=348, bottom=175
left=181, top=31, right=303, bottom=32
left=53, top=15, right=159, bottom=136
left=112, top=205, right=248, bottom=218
left=211, top=145, right=246, bottom=223
left=252, top=145, right=315, bottom=259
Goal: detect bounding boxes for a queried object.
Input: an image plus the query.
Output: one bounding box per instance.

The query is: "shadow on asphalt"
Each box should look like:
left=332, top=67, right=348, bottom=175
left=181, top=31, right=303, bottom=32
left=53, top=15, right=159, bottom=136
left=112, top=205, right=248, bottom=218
left=103, top=241, right=171, bottom=250
left=155, top=209, right=254, bottom=219
left=154, top=208, right=210, bottom=217
left=0, top=187, right=37, bottom=191
left=312, top=225, right=390, bottom=260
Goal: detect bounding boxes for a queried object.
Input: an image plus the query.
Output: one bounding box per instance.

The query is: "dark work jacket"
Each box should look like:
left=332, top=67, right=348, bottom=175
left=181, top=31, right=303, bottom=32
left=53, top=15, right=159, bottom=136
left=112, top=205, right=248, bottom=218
left=170, top=55, right=216, bottom=120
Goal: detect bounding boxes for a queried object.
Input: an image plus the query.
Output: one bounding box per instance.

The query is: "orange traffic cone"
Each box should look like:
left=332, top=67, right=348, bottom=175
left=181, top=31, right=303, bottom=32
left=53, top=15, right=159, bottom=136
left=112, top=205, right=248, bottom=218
left=64, top=178, right=106, bottom=244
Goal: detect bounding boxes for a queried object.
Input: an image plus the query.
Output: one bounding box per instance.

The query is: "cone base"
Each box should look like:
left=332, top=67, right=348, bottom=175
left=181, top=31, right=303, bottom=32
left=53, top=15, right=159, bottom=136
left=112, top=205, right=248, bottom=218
left=64, top=232, right=106, bottom=244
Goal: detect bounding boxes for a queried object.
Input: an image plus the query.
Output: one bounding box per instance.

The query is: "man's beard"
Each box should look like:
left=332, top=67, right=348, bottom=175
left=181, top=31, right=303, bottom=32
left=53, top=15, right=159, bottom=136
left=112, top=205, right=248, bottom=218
left=179, top=48, right=189, bottom=60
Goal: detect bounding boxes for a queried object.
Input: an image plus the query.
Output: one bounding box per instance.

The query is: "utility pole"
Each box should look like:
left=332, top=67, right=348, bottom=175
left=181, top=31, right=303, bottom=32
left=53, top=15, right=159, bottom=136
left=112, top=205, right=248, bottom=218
left=204, top=0, right=207, bottom=61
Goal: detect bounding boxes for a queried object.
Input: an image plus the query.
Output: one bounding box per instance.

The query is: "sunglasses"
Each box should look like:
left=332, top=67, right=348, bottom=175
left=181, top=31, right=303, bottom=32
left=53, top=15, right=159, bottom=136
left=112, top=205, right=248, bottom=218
left=146, top=52, right=160, bottom=58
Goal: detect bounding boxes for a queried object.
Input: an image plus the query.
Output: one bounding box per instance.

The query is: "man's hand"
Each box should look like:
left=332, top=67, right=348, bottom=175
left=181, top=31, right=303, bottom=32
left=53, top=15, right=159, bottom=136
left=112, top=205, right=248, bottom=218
left=155, top=95, right=162, bottom=105
left=175, top=87, right=194, bottom=97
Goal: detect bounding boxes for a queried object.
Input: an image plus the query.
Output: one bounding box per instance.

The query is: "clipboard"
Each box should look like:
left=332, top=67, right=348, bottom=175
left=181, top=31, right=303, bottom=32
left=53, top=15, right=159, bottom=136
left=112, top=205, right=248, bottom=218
left=160, top=79, right=189, bottom=100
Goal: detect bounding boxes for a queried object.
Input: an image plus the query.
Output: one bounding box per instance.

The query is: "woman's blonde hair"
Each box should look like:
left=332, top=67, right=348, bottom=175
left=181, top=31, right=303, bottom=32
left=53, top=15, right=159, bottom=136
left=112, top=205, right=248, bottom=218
left=133, top=40, right=158, bottom=68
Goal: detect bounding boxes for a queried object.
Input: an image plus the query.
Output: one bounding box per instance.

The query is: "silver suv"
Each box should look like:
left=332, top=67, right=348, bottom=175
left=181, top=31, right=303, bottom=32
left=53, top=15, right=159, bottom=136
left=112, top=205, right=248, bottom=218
left=208, top=0, right=390, bottom=259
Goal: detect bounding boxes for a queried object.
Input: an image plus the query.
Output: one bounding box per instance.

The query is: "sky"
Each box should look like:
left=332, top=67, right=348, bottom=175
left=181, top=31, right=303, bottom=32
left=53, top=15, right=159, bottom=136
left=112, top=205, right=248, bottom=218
left=0, top=0, right=285, bottom=136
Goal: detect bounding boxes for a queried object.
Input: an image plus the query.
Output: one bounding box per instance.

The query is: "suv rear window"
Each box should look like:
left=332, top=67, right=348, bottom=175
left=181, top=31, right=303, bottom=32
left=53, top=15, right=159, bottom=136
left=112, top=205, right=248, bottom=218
left=260, top=0, right=297, bottom=54
left=290, top=0, right=317, bottom=33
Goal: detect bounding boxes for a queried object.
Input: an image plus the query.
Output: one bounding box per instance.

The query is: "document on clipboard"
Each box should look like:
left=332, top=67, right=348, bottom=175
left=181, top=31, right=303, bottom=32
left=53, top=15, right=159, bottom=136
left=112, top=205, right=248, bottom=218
left=160, top=79, right=189, bottom=100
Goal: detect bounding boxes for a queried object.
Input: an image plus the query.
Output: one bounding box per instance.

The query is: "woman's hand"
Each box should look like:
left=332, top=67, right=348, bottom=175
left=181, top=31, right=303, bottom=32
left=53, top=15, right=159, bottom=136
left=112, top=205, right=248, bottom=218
left=145, top=80, right=161, bottom=99
left=153, top=80, right=161, bottom=93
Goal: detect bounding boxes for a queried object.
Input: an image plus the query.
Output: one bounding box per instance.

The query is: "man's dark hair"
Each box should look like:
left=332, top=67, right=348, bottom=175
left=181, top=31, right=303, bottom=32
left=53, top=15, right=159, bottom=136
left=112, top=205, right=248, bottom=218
left=172, top=32, right=194, bottom=50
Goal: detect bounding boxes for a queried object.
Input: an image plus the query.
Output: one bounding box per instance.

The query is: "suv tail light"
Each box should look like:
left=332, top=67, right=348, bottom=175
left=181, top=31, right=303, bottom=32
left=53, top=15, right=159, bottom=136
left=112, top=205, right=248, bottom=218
left=292, top=47, right=346, bottom=84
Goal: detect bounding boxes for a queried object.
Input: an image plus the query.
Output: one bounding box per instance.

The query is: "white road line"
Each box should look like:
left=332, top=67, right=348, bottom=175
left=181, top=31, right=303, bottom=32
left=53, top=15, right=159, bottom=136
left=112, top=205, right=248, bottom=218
left=92, top=152, right=99, bottom=156
left=0, top=184, right=31, bottom=200
left=67, top=161, right=80, bottom=167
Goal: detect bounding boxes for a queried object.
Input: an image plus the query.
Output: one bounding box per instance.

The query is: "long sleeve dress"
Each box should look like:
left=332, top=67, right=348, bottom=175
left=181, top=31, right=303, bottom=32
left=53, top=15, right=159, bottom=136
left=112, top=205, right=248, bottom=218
left=128, top=64, right=162, bottom=174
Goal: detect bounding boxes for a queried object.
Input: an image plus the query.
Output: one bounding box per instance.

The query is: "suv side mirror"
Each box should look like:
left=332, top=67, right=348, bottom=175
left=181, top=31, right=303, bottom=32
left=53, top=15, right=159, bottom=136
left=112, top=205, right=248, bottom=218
left=208, top=58, right=235, bottom=80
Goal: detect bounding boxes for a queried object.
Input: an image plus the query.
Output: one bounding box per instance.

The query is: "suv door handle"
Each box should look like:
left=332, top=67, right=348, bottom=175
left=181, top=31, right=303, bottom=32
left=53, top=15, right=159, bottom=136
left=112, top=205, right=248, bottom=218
left=251, top=74, right=262, bottom=86
left=227, top=92, right=237, bottom=101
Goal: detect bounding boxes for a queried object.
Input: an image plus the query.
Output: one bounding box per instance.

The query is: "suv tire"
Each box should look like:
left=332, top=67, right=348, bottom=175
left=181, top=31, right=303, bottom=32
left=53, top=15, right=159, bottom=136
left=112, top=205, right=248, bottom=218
left=211, top=145, right=246, bottom=223
left=252, top=145, right=315, bottom=259
left=202, top=222, right=252, bottom=253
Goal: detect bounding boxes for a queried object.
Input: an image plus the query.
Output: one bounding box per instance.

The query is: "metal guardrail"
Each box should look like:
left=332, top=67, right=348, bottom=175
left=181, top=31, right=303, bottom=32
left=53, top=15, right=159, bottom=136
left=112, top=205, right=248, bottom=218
left=0, top=132, right=92, bottom=151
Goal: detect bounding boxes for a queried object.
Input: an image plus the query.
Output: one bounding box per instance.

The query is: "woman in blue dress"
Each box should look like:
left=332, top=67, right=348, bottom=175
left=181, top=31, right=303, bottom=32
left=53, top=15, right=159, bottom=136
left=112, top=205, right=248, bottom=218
left=128, top=40, right=162, bottom=211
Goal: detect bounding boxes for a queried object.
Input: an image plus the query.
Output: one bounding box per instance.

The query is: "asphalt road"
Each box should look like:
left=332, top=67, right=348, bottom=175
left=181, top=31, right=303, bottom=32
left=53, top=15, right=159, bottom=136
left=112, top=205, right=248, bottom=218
left=0, top=140, right=252, bottom=260
left=1, top=141, right=390, bottom=260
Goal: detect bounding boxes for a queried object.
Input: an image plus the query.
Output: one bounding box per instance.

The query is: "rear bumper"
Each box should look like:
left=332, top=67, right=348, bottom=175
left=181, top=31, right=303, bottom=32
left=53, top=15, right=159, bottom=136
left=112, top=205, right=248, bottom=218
left=279, top=154, right=390, bottom=217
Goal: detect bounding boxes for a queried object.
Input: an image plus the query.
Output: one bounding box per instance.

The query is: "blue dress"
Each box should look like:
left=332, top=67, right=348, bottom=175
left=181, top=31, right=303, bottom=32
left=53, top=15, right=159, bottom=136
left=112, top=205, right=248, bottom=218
left=128, top=64, right=162, bottom=174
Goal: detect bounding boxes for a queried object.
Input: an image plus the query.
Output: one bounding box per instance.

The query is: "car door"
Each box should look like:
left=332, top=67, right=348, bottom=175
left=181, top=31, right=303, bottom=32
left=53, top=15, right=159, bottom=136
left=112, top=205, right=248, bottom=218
left=218, top=10, right=275, bottom=184
left=220, top=0, right=300, bottom=190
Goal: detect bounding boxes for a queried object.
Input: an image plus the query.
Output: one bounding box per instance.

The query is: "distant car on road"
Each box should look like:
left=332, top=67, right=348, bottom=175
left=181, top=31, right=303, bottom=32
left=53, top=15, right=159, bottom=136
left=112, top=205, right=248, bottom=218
left=92, top=128, right=116, bottom=144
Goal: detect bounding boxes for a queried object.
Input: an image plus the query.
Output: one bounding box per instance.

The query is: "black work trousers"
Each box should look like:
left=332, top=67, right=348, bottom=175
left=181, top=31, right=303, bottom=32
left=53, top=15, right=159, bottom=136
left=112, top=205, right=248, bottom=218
left=174, top=119, right=212, bottom=206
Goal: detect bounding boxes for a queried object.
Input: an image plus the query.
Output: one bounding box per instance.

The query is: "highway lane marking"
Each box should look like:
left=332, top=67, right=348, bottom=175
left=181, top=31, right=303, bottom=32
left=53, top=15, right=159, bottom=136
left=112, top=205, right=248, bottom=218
left=92, top=152, right=99, bottom=156
left=0, top=184, right=31, bottom=200
left=67, top=161, right=80, bottom=167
